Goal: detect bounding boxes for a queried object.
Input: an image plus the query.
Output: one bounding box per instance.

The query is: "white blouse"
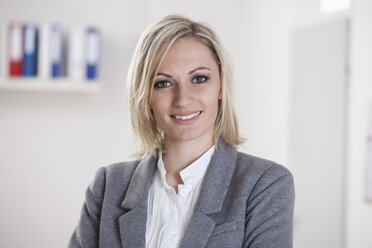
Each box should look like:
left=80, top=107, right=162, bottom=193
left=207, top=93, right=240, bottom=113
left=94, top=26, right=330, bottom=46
left=145, top=146, right=215, bottom=248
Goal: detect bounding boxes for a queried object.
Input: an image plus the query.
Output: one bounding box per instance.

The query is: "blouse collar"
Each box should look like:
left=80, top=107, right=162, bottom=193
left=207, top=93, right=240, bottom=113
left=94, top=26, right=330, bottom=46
left=157, top=146, right=215, bottom=189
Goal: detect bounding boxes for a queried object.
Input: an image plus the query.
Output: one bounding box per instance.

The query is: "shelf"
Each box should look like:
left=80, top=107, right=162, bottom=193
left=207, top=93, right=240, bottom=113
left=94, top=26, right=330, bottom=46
left=0, top=78, right=101, bottom=93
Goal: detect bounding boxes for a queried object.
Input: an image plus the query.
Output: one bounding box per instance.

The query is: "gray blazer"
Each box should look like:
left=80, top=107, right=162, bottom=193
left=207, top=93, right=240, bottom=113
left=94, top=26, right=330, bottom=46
left=69, top=140, right=294, bottom=248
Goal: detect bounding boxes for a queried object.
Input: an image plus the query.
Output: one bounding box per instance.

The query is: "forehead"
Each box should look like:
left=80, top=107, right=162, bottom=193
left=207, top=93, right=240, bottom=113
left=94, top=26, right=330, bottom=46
left=158, top=37, right=218, bottom=71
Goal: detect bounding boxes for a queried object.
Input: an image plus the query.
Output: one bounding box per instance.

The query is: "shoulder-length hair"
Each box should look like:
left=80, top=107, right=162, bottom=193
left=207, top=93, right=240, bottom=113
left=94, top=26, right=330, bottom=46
left=127, top=14, right=243, bottom=157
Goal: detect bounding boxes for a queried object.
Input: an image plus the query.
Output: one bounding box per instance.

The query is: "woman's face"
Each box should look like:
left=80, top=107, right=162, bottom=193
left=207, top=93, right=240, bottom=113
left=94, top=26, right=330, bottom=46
left=150, top=37, right=221, bottom=145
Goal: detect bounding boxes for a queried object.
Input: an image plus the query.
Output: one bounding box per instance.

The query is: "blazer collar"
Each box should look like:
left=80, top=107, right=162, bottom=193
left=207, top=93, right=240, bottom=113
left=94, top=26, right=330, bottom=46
left=119, top=139, right=238, bottom=248
left=194, top=138, right=238, bottom=214
left=121, top=152, right=158, bottom=210
left=180, top=139, right=238, bottom=248
left=119, top=153, right=158, bottom=247
left=121, top=139, right=237, bottom=212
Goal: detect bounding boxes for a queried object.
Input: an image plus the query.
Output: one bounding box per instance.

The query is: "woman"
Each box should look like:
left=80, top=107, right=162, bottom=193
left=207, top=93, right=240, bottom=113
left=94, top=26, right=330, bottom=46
left=69, top=15, right=294, bottom=248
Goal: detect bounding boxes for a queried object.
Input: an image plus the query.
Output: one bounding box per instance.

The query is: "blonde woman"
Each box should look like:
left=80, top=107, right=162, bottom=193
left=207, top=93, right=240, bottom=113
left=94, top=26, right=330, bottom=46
left=69, top=15, right=294, bottom=248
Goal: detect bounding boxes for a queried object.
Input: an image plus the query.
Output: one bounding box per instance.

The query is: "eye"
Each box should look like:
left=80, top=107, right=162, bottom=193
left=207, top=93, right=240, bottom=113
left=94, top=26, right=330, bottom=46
left=192, top=75, right=209, bottom=84
left=154, top=80, right=172, bottom=88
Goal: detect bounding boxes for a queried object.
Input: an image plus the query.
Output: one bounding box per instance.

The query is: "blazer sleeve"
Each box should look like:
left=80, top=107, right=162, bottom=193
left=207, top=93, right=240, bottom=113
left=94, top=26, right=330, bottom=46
left=68, top=167, right=106, bottom=248
left=243, top=164, right=295, bottom=248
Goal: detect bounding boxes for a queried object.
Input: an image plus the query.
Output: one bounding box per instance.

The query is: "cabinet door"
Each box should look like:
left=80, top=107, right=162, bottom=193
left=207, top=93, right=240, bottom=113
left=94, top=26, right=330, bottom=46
left=290, top=19, right=348, bottom=248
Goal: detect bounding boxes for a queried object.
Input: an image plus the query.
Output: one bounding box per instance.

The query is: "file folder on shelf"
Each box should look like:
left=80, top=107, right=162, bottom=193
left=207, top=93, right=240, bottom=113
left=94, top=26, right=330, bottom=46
left=38, top=24, right=50, bottom=79
left=8, top=23, right=23, bottom=77
left=23, top=24, right=38, bottom=77
left=68, top=26, right=85, bottom=81
left=86, top=27, right=100, bottom=80
left=50, top=24, right=63, bottom=78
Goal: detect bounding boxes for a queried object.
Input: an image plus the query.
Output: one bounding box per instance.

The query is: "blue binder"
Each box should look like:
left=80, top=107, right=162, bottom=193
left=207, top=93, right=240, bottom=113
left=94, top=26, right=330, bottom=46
left=86, top=27, right=100, bottom=80
left=23, top=24, right=38, bottom=77
left=50, top=25, right=63, bottom=78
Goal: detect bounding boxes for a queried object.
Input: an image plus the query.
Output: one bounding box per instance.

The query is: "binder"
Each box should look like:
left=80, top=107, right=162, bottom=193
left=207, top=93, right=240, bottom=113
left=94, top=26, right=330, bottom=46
left=38, top=24, right=50, bottom=79
left=23, top=24, right=38, bottom=77
left=8, top=23, right=23, bottom=77
left=50, top=24, right=63, bottom=78
left=68, top=26, right=85, bottom=80
left=85, top=27, right=100, bottom=80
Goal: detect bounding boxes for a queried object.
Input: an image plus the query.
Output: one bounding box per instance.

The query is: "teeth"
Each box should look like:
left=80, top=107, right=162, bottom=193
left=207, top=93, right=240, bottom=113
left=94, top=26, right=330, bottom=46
left=174, top=112, right=201, bottom=120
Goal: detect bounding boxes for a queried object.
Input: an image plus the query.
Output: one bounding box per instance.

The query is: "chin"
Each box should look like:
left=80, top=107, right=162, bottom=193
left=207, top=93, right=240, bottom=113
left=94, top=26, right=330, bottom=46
left=170, top=129, right=213, bottom=143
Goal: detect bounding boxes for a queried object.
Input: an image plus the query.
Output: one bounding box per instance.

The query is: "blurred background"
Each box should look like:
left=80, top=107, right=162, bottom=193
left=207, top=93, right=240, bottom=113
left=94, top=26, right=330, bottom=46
left=0, top=0, right=371, bottom=247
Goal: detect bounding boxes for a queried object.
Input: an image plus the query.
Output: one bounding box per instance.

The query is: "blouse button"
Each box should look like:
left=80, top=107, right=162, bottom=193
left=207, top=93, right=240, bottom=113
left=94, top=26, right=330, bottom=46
left=179, top=190, right=187, bottom=197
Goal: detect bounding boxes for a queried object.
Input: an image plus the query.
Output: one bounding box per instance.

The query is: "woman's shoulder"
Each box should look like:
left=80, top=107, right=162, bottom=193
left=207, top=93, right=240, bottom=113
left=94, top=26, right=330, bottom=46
left=235, top=151, right=293, bottom=183
left=232, top=151, right=294, bottom=207
left=105, top=159, right=141, bottom=171
left=102, top=159, right=142, bottom=179
left=87, top=159, right=145, bottom=196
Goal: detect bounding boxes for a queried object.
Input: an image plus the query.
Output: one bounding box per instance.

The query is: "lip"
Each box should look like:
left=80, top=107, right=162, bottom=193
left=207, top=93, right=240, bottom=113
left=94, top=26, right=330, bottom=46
left=170, top=111, right=202, bottom=124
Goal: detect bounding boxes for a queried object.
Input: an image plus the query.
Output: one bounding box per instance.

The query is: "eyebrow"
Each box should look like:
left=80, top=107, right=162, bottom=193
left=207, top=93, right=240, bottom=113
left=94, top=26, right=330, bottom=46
left=189, top=66, right=211, bottom=74
left=155, top=67, right=211, bottom=78
left=155, top=72, right=173, bottom=78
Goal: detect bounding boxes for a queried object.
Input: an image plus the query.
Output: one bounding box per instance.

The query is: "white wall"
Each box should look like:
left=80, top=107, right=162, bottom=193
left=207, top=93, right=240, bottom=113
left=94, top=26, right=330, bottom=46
left=239, top=0, right=292, bottom=165
left=293, top=0, right=372, bottom=246
left=0, top=0, right=292, bottom=247
left=347, top=0, right=372, bottom=247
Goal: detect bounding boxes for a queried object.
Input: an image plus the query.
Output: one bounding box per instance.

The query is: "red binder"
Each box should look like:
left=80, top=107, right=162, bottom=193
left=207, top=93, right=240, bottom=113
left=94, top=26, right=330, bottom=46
left=8, top=23, right=23, bottom=77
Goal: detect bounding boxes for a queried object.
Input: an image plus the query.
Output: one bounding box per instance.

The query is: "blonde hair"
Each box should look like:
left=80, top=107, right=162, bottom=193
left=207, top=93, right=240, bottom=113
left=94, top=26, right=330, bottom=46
left=127, top=15, right=243, bottom=157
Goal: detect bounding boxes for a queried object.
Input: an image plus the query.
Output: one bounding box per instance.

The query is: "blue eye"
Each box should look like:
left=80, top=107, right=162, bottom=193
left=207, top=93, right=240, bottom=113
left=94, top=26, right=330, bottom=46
left=154, top=81, right=171, bottom=88
left=192, top=75, right=208, bottom=84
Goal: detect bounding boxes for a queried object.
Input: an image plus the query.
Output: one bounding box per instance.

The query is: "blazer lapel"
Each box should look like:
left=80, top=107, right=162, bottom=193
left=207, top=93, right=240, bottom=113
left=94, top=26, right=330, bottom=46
left=117, top=140, right=237, bottom=248
left=118, top=153, right=158, bottom=248
left=180, top=139, right=238, bottom=248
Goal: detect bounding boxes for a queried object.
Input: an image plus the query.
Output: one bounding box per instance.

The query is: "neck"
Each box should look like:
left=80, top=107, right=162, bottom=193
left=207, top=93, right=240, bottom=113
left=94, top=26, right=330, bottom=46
left=162, top=137, right=214, bottom=174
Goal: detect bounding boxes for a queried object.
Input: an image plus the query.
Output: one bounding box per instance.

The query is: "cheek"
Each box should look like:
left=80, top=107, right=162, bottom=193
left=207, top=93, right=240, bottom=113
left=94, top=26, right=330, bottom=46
left=204, top=88, right=221, bottom=109
left=150, top=97, right=159, bottom=118
left=150, top=104, right=160, bottom=120
left=150, top=94, right=167, bottom=120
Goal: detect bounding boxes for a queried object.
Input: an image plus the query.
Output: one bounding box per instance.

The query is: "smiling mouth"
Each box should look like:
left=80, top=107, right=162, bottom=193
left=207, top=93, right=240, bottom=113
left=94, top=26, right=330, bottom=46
left=171, top=111, right=202, bottom=120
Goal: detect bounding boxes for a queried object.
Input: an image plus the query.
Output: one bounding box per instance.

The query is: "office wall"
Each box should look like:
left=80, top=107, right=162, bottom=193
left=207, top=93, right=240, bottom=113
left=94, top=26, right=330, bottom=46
left=346, top=0, right=372, bottom=247
left=290, top=19, right=347, bottom=247
left=291, top=0, right=372, bottom=246
left=238, top=0, right=292, bottom=165
left=0, top=0, right=292, bottom=247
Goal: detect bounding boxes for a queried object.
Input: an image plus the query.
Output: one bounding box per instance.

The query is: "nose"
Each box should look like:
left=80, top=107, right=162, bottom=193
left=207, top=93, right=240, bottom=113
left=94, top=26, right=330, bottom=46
left=173, top=84, right=193, bottom=108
